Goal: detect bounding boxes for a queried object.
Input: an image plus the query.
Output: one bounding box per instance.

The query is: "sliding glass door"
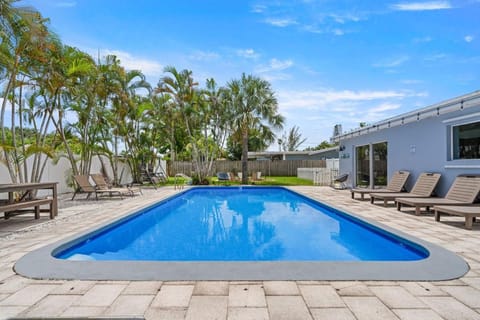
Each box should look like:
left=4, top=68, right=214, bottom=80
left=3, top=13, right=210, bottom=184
left=355, top=145, right=370, bottom=187
left=355, top=142, right=388, bottom=187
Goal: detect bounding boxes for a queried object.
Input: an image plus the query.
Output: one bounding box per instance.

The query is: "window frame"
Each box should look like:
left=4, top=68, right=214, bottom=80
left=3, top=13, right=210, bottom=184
left=450, top=119, right=480, bottom=160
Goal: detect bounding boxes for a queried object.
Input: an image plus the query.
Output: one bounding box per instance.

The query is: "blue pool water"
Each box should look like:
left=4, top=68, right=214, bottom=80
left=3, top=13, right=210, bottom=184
left=56, top=187, right=428, bottom=261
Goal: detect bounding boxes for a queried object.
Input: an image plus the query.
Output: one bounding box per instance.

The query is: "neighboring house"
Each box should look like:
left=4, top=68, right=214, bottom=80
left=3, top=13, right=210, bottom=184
left=332, top=90, right=480, bottom=196
left=248, top=146, right=339, bottom=161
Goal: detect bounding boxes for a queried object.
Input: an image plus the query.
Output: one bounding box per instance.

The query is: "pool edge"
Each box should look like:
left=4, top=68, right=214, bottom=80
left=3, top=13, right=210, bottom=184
left=14, top=186, right=470, bottom=281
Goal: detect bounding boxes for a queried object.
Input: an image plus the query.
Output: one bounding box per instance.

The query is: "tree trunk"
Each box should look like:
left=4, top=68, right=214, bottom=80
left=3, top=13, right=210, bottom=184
left=241, top=129, right=248, bottom=184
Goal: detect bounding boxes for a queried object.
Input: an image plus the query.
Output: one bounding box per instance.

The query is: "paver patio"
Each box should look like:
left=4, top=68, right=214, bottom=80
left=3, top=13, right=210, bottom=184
left=1, top=186, right=480, bottom=319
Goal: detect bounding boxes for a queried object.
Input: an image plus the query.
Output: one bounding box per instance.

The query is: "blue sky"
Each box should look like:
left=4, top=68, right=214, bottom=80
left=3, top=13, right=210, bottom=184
left=23, top=0, right=480, bottom=150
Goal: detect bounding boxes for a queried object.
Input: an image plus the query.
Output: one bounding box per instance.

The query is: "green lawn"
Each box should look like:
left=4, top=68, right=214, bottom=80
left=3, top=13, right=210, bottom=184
left=160, top=175, right=313, bottom=186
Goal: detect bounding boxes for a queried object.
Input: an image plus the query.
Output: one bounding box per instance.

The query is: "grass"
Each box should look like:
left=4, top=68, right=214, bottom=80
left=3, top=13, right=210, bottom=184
left=158, top=175, right=313, bottom=186
left=251, top=176, right=313, bottom=186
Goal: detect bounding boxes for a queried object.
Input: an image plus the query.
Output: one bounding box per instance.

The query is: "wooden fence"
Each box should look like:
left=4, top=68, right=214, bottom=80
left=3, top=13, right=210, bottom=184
left=169, top=160, right=327, bottom=177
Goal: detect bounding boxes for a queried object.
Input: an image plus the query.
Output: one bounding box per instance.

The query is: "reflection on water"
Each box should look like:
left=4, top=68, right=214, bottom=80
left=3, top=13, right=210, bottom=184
left=58, top=187, right=426, bottom=261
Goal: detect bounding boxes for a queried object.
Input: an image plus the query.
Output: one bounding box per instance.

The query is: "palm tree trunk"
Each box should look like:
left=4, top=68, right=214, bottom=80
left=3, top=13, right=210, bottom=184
left=241, top=129, right=249, bottom=184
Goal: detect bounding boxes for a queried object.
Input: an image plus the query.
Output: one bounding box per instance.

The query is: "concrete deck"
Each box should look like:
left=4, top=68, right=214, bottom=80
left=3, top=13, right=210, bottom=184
left=1, top=186, right=480, bottom=319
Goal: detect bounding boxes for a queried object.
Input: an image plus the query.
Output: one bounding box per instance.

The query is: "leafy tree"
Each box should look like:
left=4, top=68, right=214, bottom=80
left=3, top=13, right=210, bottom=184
left=278, top=125, right=306, bottom=151
left=304, top=140, right=337, bottom=151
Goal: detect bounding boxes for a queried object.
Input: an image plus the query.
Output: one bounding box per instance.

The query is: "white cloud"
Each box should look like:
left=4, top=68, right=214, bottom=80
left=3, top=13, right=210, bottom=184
left=333, top=29, right=345, bottom=36
left=264, top=18, right=298, bottom=27
left=391, top=1, right=452, bottom=11
left=254, top=59, right=294, bottom=82
left=270, top=58, right=293, bottom=70
left=373, top=56, right=409, bottom=68
left=277, top=89, right=411, bottom=111
left=329, top=13, right=362, bottom=24
left=251, top=4, right=267, bottom=13
left=368, top=102, right=402, bottom=113
left=237, top=49, right=260, bottom=59
left=256, top=58, right=294, bottom=74
left=100, top=49, right=163, bottom=76
left=413, top=36, right=432, bottom=43
left=188, top=50, right=220, bottom=61
left=465, top=35, right=475, bottom=42
left=424, top=53, right=447, bottom=61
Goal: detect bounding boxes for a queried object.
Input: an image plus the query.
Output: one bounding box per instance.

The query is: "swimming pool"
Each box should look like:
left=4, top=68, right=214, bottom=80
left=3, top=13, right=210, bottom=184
left=15, top=187, right=468, bottom=280
left=56, top=187, right=426, bottom=262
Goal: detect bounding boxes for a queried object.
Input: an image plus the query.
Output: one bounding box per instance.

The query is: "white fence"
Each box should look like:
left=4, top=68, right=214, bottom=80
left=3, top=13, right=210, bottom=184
left=0, top=155, right=167, bottom=195
left=297, top=159, right=340, bottom=186
left=297, top=168, right=340, bottom=186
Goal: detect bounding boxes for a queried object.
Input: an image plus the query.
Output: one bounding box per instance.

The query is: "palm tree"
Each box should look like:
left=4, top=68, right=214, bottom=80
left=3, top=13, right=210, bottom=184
left=227, top=74, right=284, bottom=184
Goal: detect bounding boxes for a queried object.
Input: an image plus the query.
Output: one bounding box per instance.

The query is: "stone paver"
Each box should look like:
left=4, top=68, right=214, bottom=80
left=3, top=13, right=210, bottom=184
left=104, top=294, right=154, bottom=316
left=299, top=284, right=345, bottom=308
left=393, top=308, right=444, bottom=320
left=267, top=296, right=312, bottom=320
left=123, top=281, right=162, bottom=295
left=50, top=280, right=96, bottom=295
left=0, top=187, right=480, bottom=319
left=263, top=281, right=299, bottom=295
left=144, top=308, right=187, bottom=320
left=0, top=284, right=57, bottom=306
left=370, top=286, right=426, bottom=309
left=0, top=306, right=29, bottom=320
left=310, top=308, right=356, bottom=320
left=229, top=284, right=266, bottom=307
left=21, top=295, right=78, bottom=317
left=194, top=281, right=229, bottom=296
left=420, top=296, right=480, bottom=320
left=343, top=296, right=399, bottom=320
left=151, top=284, right=194, bottom=308
left=228, top=307, right=269, bottom=320
left=439, top=285, right=480, bottom=308
left=331, top=281, right=373, bottom=296
left=61, top=306, right=106, bottom=317
left=185, top=296, right=228, bottom=320
left=74, top=284, right=126, bottom=307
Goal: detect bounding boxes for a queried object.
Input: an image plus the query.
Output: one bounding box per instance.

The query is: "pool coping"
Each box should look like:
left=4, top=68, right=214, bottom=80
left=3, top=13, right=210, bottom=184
left=14, top=186, right=469, bottom=281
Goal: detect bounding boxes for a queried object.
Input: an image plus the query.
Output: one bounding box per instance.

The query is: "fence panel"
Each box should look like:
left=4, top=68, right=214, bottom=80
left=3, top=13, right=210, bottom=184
left=169, top=160, right=327, bottom=177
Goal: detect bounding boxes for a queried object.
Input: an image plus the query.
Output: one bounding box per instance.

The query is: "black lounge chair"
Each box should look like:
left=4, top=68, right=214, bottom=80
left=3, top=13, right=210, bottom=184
left=217, top=172, right=230, bottom=184
left=332, top=173, right=348, bottom=190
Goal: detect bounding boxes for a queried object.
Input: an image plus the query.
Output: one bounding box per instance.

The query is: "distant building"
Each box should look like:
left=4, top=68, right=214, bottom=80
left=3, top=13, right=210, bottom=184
left=248, top=146, right=339, bottom=161
left=331, top=90, right=480, bottom=196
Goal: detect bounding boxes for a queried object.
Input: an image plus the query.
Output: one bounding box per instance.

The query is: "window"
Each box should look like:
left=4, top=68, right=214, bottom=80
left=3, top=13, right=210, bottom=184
left=452, top=121, right=480, bottom=159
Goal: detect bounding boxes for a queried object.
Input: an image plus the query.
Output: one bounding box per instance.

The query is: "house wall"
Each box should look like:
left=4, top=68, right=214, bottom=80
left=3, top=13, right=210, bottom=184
left=284, top=150, right=339, bottom=160
left=339, top=105, right=480, bottom=196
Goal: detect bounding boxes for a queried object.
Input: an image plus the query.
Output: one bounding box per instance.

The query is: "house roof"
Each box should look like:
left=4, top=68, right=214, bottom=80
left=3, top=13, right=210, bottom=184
left=332, top=90, right=480, bottom=143
left=248, top=146, right=339, bottom=159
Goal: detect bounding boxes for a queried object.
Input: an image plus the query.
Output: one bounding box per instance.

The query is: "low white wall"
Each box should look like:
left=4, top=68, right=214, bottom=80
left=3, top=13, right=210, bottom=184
left=0, top=155, right=167, bottom=195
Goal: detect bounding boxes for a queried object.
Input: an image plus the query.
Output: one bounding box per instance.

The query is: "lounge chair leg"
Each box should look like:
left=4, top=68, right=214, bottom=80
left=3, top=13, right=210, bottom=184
left=360, top=193, right=364, bottom=200
left=397, top=202, right=402, bottom=211
left=49, top=202, right=54, bottom=219
left=370, top=197, right=374, bottom=204
left=35, top=205, right=40, bottom=219
left=466, top=217, right=473, bottom=230
left=415, top=206, right=421, bottom=215
left=351, top=192, right=354, bottom=199
left=434, top=210, right=441, bottom=222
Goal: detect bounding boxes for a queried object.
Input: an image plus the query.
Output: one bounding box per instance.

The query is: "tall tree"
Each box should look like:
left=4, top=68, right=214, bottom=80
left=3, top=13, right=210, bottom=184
left=227, top=74, right=284, bottom=184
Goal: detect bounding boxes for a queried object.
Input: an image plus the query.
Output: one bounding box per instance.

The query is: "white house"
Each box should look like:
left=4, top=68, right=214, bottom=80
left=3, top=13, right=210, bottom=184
left=332, top=90, right=480, bottom=196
